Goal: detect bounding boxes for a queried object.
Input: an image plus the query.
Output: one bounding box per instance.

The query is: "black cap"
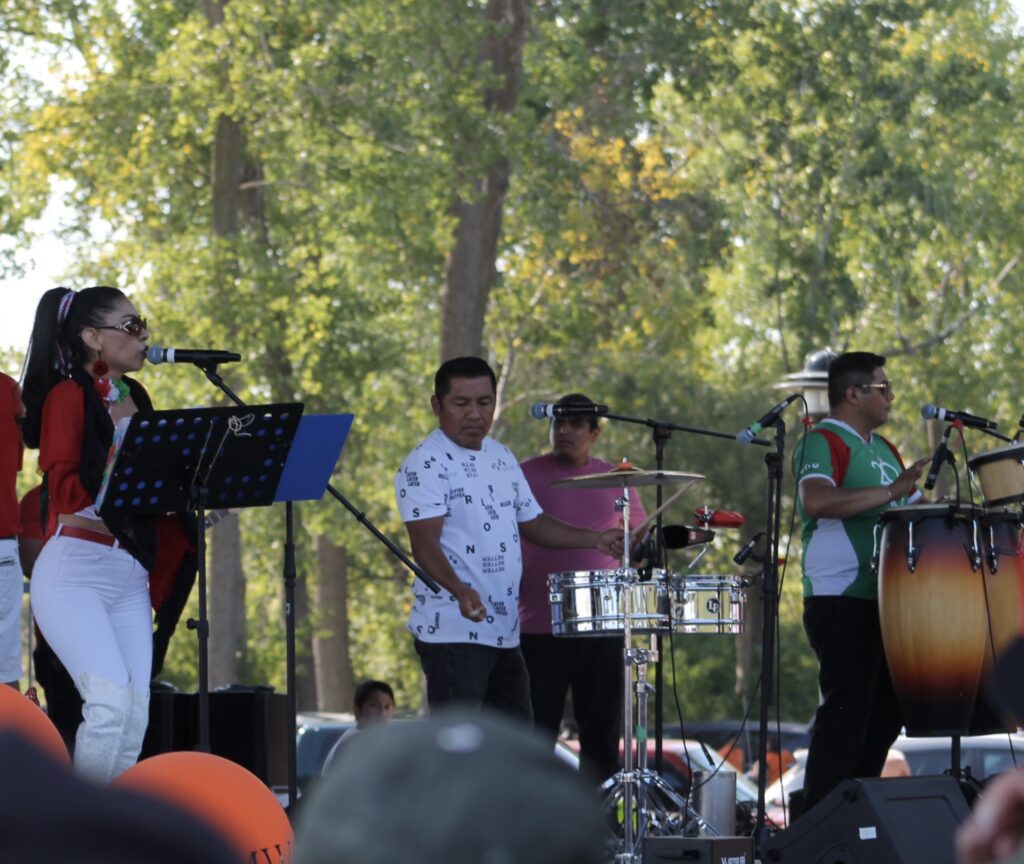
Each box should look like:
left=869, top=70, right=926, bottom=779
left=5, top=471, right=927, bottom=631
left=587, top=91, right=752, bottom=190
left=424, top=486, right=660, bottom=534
left=297, top=709, right=607, bottom=864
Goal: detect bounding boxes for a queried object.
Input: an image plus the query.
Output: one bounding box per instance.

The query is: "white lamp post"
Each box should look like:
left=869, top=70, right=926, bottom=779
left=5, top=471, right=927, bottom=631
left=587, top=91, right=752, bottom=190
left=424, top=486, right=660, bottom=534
left=775, top=348, right=837, bottom=420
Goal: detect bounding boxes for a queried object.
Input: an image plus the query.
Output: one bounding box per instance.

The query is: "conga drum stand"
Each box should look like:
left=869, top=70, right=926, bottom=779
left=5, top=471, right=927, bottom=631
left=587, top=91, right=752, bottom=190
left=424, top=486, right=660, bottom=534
left=600, top=492, right=713, bottom=863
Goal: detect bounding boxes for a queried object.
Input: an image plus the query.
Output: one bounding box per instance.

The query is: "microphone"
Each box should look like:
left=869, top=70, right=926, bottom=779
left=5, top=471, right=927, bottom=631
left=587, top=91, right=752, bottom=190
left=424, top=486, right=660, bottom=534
left=920, top=404, right=996, bottom=431
left=530, top=401, right=609, bottom=420
left=733, top=531, right=765, bottom=565
left=147, top=345, right=242, bottom=366
left=661, top=525, right=716, bottom=550
left=924, top=424, right=956, bottom=491
left=736, top=394, right=802, bottom=445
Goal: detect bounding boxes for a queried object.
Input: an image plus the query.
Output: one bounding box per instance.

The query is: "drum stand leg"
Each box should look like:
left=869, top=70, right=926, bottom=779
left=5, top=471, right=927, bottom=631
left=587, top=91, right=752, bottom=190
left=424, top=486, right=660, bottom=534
left=600, top=631, right=715, bottom=862
left=599, top=490, right=714, bottom=862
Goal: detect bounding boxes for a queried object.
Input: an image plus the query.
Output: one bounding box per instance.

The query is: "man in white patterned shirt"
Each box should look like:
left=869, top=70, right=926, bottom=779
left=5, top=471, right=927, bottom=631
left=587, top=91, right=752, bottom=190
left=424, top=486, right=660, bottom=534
left=396, top=357, right=621, bottom=719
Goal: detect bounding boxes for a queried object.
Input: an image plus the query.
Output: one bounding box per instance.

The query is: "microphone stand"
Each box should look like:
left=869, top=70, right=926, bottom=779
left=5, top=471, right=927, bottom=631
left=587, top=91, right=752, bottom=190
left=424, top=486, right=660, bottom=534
left=752, top=418, right=785, bottom=858
left=194, top=363, right=438, bottom=814
left=594, top=410, right=770, bottom=776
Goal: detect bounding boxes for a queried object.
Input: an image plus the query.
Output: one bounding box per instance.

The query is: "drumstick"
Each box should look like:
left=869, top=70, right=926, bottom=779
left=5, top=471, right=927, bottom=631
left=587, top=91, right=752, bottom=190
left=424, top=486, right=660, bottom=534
left=633, top=485, right=690, bottom=537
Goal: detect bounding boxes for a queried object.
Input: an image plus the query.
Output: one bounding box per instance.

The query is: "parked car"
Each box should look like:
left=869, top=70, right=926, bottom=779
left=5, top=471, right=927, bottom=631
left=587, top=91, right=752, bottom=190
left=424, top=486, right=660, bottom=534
left=295, top=711, right=356, bottom=797
left=295, top=713, right=591, bottom=803
left=660, top=719, right=811, bottom=772
left=764, top=732, right=1024, bottom=826
left=896, top=733, right=1024, bottom=780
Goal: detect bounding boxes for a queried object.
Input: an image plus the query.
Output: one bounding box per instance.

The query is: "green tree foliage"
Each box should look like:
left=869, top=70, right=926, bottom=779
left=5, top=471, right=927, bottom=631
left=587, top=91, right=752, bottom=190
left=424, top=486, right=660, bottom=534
left=4, top=0, right=1024, bottom=724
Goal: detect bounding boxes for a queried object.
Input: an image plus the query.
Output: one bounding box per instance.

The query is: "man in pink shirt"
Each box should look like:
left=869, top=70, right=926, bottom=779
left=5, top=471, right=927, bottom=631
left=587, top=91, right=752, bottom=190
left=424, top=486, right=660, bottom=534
left=519, top=393, right=646, bottom=782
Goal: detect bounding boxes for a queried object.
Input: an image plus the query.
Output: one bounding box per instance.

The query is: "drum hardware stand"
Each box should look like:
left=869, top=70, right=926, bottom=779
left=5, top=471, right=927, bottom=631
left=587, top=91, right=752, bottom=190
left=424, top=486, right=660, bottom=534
left=603, top=488, right=714, bottom=863
left=582, top=410, right=771, bottom=778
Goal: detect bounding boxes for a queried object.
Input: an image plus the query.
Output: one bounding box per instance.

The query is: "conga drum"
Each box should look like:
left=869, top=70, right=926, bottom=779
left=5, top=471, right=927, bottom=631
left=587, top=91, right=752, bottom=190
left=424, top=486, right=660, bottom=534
left=968, top=443, right=1024, bottom=506
left=971, top=508, right=1024, bottom=733
left=877, top=504, right=988, bottom=735
left=979, top=508, right=1024, bottom=666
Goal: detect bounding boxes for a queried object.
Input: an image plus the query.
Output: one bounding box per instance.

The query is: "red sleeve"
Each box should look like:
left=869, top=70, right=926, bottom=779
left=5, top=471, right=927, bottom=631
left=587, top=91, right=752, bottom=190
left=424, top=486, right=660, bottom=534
left=0, top=374, right=22, bottom=535
left=17, top=486, right=43, bottom=542
left=39, top=381, right=93, bottom=534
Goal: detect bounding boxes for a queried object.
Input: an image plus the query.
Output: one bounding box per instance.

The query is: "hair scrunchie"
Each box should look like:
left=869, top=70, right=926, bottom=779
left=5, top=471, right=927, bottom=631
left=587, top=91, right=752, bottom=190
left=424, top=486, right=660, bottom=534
left=55, top=288, right=77, bottom=374
left=56, top=289, right=76, bottom=325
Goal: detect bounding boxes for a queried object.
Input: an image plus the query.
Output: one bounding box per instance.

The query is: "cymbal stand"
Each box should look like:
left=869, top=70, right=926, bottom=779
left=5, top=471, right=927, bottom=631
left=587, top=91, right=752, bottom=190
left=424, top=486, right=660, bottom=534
left=602, top=488, right=714, bottom=862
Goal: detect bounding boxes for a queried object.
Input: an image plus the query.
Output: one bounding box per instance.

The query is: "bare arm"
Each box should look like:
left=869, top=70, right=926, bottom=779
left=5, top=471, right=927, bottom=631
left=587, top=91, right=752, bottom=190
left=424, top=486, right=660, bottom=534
left=519, top=513, right=622, bottom=558
left=404, top=516, right=486, bottom=622
left=956, top=767, right=1024, bottom=864
left=799, top=456, right=929, bottom=520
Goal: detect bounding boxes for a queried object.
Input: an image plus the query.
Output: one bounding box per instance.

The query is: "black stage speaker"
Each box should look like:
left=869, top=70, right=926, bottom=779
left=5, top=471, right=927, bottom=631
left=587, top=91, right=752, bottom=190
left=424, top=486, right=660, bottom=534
left=645, top=835, right=755, bottom=863
left=142, top=684, right=287, bottom=788
left=209, top=685, right=288, bottom=788
left=141, top=687, right=196, bottom=759
left=762, top=775, right=970, bottom=864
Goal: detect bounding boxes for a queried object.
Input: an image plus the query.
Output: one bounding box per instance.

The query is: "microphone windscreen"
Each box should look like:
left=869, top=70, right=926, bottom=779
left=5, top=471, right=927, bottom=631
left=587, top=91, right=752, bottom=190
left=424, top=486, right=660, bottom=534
left=921, top=404, right=939, bottom=420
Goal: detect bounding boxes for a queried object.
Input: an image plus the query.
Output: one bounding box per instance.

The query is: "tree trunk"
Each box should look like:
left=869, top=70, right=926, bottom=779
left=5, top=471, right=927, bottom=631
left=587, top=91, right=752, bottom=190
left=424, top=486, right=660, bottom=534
left=440, top=0, right=528, bottom=360
left=208, top=513, right=247, bottom=688
left=313, top=535, right=354, bottom=712
left=202, top=0, right=250, bottom=689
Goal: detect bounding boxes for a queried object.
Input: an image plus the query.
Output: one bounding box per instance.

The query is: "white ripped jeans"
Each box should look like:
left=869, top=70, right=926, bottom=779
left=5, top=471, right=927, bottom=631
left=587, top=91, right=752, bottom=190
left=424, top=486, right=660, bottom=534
left=31, top=533, right=152, bottom=782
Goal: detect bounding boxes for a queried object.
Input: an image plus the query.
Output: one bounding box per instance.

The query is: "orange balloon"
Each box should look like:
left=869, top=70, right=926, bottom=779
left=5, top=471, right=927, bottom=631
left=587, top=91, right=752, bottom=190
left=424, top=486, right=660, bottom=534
left=0, top=685, right=70, bottom=764
left=115, top=752, right=293, bottom=863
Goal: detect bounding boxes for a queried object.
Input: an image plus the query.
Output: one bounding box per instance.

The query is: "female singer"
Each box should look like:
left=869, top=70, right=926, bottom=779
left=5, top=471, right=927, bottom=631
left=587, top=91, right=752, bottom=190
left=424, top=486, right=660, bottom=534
left=21, top=286, right=156, bottom=782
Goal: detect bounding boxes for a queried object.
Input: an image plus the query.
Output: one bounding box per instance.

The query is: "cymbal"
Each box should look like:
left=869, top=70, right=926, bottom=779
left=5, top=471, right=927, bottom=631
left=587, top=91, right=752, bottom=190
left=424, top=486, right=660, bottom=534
left=549, top=467, right=704, bottom=490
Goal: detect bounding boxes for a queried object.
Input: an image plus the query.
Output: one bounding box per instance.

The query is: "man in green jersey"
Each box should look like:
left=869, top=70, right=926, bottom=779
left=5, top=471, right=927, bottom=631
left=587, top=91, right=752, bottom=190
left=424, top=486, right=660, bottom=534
left=794, top=351, right=929, bottom=814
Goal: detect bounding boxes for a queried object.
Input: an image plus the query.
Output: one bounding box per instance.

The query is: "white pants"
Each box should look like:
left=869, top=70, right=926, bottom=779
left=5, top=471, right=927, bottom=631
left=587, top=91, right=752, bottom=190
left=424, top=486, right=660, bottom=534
left=31, top=533, right=152, bottom=782
left=0, top=538, right=24, bottom=683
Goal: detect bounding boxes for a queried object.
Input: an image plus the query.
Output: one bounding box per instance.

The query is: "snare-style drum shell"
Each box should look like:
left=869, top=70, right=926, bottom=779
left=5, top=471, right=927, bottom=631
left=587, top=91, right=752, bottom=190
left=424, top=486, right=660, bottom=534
left=548, top=569, right=670, bottom=636
left=978, top=509, right=1024, bottom=672
left=877, top=504, right=988, bottom=736
left=968, top=443, right=1024, bottom=506
left=669, top=575, right=746, bottom=634
left=972, top=508, right=1024, bottom=733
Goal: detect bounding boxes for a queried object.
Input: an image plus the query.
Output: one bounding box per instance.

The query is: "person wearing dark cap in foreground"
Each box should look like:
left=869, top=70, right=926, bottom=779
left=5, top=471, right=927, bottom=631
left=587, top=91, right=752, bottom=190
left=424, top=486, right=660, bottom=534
left=299, top=708, right=607, bottom=864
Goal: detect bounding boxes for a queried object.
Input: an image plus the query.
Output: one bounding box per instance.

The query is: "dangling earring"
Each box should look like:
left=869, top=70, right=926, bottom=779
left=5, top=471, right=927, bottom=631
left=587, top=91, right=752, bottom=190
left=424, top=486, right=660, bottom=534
left=91, top=350, right=127, bottom=404
left=92, top=350, right=109, bottom=378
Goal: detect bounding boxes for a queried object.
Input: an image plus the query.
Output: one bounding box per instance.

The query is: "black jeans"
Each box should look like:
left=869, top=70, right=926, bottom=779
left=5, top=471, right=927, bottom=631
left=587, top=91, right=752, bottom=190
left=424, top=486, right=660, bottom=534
left=801, top=596, right=903, bottom=812
left=520, top=633, right=623, bottom=783
left=414, top=640, right=533, bottom=722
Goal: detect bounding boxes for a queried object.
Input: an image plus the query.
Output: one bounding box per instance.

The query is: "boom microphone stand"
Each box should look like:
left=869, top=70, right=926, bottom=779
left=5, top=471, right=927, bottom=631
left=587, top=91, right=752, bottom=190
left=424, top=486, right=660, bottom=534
left=751, top=418, right=786, bottom=856
left=194, top=364, right=438, bottom=812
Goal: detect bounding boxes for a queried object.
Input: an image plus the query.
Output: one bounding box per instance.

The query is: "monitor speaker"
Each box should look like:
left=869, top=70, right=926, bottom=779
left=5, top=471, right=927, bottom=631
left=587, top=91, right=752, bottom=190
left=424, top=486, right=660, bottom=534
left=762, top=775, right=970, bottom=864
left=142, top=684, right=287, bottom=788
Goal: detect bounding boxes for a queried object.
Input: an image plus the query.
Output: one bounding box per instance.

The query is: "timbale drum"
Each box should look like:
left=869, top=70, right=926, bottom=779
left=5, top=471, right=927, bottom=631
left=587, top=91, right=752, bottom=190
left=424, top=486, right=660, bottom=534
left=548, top=569, right=670, bottom=636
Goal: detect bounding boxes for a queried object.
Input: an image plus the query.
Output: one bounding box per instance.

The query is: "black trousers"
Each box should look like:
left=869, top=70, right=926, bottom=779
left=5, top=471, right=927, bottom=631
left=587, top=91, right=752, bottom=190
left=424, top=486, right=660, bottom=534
left=801, top=596, right=903, bottom=812
left=520, top=633, right=623, bottom=783
left=414, top=640, right=533, bottom=722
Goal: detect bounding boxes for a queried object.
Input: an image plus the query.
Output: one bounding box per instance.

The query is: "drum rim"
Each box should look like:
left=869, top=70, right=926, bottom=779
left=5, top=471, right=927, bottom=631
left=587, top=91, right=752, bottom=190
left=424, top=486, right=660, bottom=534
left=968, top=442, right=1024, bottom=467
left=878, top=502, right=982, bottom=522
left=980, top=491, right=1024, bottom=506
